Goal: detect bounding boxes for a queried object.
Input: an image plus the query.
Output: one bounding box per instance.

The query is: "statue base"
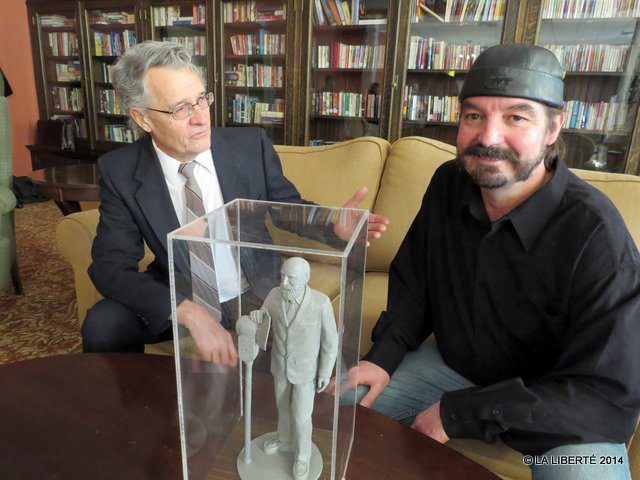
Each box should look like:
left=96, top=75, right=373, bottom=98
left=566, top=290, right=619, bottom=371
left=237, top=432, right=323, bottom=480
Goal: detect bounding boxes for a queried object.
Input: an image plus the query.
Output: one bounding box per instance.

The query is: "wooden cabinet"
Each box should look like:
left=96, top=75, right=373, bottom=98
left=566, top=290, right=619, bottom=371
left=535, top=0, right=640, bottom=174
left=82, top=1, right=141, bottom=148
left=25, top=0, right=640, bottom=174
left=302, top=0, right=390, bottom=146
left=215, top=0, right=292, bottom=144
left=27, top=0, right=88, bottom=151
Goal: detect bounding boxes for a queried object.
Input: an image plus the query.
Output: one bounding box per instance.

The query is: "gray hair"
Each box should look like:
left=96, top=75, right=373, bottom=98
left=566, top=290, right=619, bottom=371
left=112, top=40, right=204, bottom=131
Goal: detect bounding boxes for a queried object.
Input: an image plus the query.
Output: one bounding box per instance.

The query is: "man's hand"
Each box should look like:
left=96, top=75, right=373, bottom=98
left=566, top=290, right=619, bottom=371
left=176, top=299, right=238, bottom=366
left=249, top=310, right=263, bottom=325
left=411, top=401, right=449, bottom=443
left=325, top=360, right=390, bottom=407
left=316, top=376, right=330, bottom=392
left=334, top=186, right=389, bottom=246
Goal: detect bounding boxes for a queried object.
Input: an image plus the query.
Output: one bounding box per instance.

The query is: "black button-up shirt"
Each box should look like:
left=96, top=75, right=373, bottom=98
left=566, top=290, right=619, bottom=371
left=364, top=159, right=640, bottom=455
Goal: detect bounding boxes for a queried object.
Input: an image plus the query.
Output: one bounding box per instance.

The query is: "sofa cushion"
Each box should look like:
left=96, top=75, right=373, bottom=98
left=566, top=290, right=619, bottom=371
left=571, top=168, right=640, bottom=248
left=276, top=136, right=390, bottom=210
left=368, top=136, right=456, bottom=272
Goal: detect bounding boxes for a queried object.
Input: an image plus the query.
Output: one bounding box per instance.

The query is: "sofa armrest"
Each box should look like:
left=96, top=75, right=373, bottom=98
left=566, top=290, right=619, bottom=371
left=56, top=208, right=155, bottom=325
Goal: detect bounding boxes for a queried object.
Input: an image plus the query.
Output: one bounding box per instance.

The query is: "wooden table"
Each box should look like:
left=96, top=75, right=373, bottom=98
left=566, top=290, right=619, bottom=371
left=29, top=163, right=100, bottom=215
left=0, top=354, right=500, bottom=480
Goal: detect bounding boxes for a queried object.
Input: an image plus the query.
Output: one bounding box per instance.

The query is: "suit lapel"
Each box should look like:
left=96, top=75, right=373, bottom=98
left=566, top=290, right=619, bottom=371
left=211, top=128, right=250, bottom=202
left=133, top=138, right=180, bottom=250
left=287, top=287, right=309, bottom=327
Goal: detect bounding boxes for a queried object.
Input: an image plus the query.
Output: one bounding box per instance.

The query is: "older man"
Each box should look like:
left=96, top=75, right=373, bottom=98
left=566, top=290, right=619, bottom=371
left=82, top=41, right=387, bottom=363
left=345, top=44, right=640, bottom=479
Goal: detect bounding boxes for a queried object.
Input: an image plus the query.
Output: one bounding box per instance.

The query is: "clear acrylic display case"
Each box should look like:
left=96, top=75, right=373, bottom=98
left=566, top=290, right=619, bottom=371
left=168, top=199, right=368, bottom=480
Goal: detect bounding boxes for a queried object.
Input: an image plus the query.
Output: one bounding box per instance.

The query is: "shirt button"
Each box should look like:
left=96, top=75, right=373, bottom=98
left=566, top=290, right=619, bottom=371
left=478, top=282, right=486, bottom=289
left=450, top=413, right=458, bottom=421
left=492, top=408, right=501, bottom=416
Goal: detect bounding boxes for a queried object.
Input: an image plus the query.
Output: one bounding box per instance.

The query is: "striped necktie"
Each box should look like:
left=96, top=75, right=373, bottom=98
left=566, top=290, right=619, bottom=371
left=178, top=161, right=221, bottom=320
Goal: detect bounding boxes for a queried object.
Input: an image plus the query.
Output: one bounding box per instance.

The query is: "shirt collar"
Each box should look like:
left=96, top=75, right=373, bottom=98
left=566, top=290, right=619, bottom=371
left=459, top=157, right=569, bottom=251
left=153, top=139, right=214, bottom=185
left=508, top=159, right=568, bottom=251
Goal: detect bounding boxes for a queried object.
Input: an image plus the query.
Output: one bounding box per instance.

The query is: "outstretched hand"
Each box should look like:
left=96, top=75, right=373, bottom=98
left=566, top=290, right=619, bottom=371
left=333, top=186, right=389, bottom=246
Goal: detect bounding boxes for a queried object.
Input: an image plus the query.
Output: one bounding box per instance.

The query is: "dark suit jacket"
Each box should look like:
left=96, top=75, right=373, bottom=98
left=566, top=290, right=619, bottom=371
left=89, top=127, right=310, bottom=335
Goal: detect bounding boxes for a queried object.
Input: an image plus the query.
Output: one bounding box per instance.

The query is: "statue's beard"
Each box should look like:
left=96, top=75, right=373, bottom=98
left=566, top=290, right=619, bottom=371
left=282, top=284, right=304, bottom=303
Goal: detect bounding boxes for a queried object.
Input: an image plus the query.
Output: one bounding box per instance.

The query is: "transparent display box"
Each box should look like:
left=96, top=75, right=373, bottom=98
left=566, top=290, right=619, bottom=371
left=168, top=199, right=368, bottom=480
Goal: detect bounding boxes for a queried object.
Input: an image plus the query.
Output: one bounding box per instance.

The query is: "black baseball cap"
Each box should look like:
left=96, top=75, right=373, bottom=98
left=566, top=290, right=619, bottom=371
left=459, top=44, right=564, bottom=109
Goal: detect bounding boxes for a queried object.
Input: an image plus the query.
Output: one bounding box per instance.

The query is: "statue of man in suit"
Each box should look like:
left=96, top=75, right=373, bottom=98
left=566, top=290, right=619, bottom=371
left=237, top=257, right=338, bottom=480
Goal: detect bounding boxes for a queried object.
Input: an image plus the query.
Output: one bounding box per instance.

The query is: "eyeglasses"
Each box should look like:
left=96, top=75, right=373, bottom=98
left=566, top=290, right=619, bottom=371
left=146, top=92, right=214, bottom=120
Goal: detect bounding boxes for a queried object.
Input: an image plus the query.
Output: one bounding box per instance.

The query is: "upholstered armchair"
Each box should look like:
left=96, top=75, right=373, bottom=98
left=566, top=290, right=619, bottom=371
left=0, top=68, right=21, bottom=294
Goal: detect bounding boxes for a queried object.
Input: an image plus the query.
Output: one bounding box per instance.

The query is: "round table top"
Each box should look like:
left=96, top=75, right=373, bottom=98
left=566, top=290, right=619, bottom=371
left=0, top=354, right=500, bottom=480
left=29, top=163, right=100, bottom=189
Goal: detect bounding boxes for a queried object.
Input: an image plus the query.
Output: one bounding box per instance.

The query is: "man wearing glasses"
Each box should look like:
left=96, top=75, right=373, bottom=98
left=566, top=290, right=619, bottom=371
left=83, top=41, right=388, bottom=363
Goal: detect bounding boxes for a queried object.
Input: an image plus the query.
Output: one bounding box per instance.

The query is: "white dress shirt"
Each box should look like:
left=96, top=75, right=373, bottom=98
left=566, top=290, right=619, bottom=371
left=154, top=140, right=248, bottom=302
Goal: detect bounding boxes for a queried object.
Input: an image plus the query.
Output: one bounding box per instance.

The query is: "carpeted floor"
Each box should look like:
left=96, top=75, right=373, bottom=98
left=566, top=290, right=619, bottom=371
left=0, top=201, right=81, bottom=364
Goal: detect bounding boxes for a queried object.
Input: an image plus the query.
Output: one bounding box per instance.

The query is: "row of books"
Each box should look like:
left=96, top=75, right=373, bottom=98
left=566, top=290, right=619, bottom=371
left=541, top=0, right=640, bottom=19
left=50, top=114, right=87, bottom=140
left=103, top=124, right=141, bottom=143
left=48, top=32, right=79, bottom=57
left=153, top=5, right=206, bottom=26
left=226, top=63, right=284, bottom=87
left=162, top=36, right=207, bottom=56
left=99, top=62, right=116, bottom=83
left=223, top=1, right=287, bottom=23
left=89, top=10, right=134, bottom=25
left=402, top=92, right=460, bottom=122
left=407, top=37, right=483, bottom=70
left=97, top=89, right=123, bottom=115
left=93, top=31, right=137, bottom=56
left=412, top=0, right=506, bottom=23
left=562, top=100, right=628, bottom=131
left=51, top=86, right=83, bottom=112
left=313, top=0, right=386, bottom=26
left=228, top=94, right=285, bottom=124
left=40, top=14, right=75, bottom=28
left=54, top=61, right=81, bottom=82
left=545, top=44, right=629, bottom=73
left=315, top=43, right=385, bottom=69
left=312, top=91, right=381, bottom=118
left=229, top=33, right=285, bottom=55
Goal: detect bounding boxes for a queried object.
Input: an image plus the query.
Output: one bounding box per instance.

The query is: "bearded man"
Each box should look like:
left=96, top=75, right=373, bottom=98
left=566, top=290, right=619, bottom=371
left=342, top=44, right=640, bottom=480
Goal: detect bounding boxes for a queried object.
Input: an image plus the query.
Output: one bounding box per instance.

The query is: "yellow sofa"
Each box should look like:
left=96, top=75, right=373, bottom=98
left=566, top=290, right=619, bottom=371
left=57, top=136, right=640, bottom=480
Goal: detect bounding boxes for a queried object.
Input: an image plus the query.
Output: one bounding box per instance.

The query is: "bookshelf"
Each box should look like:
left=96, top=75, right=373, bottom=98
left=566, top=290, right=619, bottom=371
left=217, top=0, right=290, bottom=144
left=305, top=0, right=389, bottom=145
left=28, top=3, right=87, bottom=152
left=84, top=4, right=140, bottom=147
left=24, top=0, right=640, bottom=174
left=396, top=0, right=507, bottom=147
left=537, top=0, right=640, bottom=174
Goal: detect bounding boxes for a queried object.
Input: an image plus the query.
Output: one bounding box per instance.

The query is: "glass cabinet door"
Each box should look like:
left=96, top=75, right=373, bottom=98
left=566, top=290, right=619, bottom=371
left=306, top=0, right=388, bottom=145
left=219, top=0, right=289, bottom=144
left=398, top=0, right=506, bottom=146
left=538, top=0, right=640, bottom=174
left=84, top=2, right=140, bottom=147
left=30, top=4, right=87, bottom=146
left=148, top=1, right=210, bottom=82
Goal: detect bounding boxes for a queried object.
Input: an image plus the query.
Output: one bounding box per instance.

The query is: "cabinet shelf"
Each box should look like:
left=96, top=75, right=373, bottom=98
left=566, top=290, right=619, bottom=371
left=225, top=54, right=285, bottom=60
left=51, top=109, right=84, bottom=116
left=226, top=121, right=283, bottom=128
left=312, top=115, right=379, bottom=121
left=314, top=24, right=387, bottom=32
left=224, top=20, right=286, bottom=29
left=225, top=86, right=284, bottom=92
left=314, top=68, right=383, bottom=73
left=98, top=113, right=127, bottom=118
left=44, top=55, right=80, bottom=61
left=90, top=23, right=136, bottom=31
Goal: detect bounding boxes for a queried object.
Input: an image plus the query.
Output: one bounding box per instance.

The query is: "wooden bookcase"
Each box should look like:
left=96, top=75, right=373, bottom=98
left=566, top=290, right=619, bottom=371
left=25, top=0, right=640, bottom=174
left=214, top=0, right=292, bottom=144
left=82, top=1, right=141, bottom=149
